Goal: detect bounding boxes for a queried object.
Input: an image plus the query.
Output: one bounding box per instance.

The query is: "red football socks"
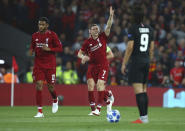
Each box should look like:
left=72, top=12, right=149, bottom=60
left=36, top=90, right=42, bottom=107
left=97, top=104, right=102, bottom=112
left=38, top=107, right=42, bottom=113
left=88, top=91, right=95, bottom=111
left=98, top=91, right=105, bottom=105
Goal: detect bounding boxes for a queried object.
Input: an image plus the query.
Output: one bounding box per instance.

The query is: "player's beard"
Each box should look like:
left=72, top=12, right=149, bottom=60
left=39, top=27, right=47, bottom=33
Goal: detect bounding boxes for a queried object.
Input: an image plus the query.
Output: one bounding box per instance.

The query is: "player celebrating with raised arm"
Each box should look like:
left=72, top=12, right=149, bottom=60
left=30, top=17, right=62, bottom=118
left=121, top=5, right=154, bottom=123
left=78, top=6, right=114, bottom=116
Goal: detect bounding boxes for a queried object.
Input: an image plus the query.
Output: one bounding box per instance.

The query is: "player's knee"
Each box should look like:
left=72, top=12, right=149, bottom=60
left=88, top=83, right=94, bottom=91
left=97, top=81, right=104, bottom=87
left=36, top=81, right=43, bottom=90
left=97, top=82, right=105, bottom=91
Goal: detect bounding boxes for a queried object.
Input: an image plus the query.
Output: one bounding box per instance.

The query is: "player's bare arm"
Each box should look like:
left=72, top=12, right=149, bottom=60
left=105, top=6, right=114, bottom=36
left=149, top=41, right=154, bottom=60
left=77, top=49, right=90, bottom=64
left=30, top=36, right=35, bottom=56
left=121, top=40, right=134, bottom=74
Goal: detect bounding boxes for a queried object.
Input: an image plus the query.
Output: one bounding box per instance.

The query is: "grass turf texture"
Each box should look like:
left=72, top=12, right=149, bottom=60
left=0, top=106, right=184, bottom=131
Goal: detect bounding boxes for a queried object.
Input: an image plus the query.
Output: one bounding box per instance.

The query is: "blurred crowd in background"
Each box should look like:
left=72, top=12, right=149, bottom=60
left=0, top=0, right=184, bottom=88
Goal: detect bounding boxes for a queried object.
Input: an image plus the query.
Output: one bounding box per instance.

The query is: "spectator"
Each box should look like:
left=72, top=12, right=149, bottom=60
left=61, top=46, right=76, bottom=67
left=16, top=0, right=29, bottom=31
left=59, top=33, right=71, bottom=47
left=177, top=39, right=185, bottom=55
left=61, top=6, right=76, bottom=42
left=0, top=67, right=6, bottom=83
left=1, top=0, right=185, bottom=86
left=150, top=63, right=169, bottom=87
left=4, top=68, right=19, bottom=83
left=26, top=66, right=33, bottom=83
left=25, top=0, right=39, bottom=33
left=62, top=61, right=78, bottom=84
left=170, top=60, right=184, bottom=88
left=56, top=57, right=63, bottom=84
left=0, top=0, right=13, bottom=23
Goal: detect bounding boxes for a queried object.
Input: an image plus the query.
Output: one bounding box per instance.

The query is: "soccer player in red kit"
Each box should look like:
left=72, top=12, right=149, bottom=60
left=29, top=17, right=62, bottom=117
left=78, top=6, right=114, bottom=116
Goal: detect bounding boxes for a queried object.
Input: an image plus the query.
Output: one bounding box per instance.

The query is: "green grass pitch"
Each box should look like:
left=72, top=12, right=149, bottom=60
left=0, top=106, right=184, bottom=131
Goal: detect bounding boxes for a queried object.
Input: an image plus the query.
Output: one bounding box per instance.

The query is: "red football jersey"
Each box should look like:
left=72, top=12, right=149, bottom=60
left=81, top=32, right=108, bottom=66
left=30, top=30, right=62, bottom=69
left=170, top=67, right=184, bottom=83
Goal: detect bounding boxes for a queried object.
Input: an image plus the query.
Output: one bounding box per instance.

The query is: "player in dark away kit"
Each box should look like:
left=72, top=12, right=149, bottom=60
left=121, top=5, right=154, bottom=123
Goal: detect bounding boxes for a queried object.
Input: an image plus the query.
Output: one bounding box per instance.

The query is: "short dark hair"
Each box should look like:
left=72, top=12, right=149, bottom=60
left=132, top=5, right=144, bottom=24
left=89, top=24, right=98, bottom=29
left=38, top=17, right=49, bottom=24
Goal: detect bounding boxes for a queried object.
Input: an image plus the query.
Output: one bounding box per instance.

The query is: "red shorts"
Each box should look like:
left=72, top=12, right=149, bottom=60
left=86, top=65, right=109, bottom=83
left=33, top=67, right=56, bottom=84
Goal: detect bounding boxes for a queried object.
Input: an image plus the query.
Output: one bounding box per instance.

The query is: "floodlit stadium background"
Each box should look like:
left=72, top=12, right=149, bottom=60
left=0, top=0, right=184, bottom=106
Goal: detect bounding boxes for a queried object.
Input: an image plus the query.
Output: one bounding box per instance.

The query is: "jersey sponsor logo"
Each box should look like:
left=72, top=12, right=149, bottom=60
left=36, top=43, right=47, bottom=47
left=35, top=38, right=39, bottom=41
left=36, top=38, right=49, bottom=47
left=90, top=44, right=101, bottom=51
left=90, top=38, right=102, bottom=52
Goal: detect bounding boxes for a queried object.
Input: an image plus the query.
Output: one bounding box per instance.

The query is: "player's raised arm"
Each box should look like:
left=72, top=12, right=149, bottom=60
left=149, top=41, right=154, bottom=60
left=105, top=6, right=114, bottom=36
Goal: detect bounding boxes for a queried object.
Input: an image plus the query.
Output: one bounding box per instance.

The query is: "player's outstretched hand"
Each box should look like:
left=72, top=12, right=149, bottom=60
left=42, top=45, right=51, bottom=51
left=110, top=6, right=114, bottom=16
left=81, top=56, right=90, bottom=64
left=121, top=64, right=126, bottom=75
